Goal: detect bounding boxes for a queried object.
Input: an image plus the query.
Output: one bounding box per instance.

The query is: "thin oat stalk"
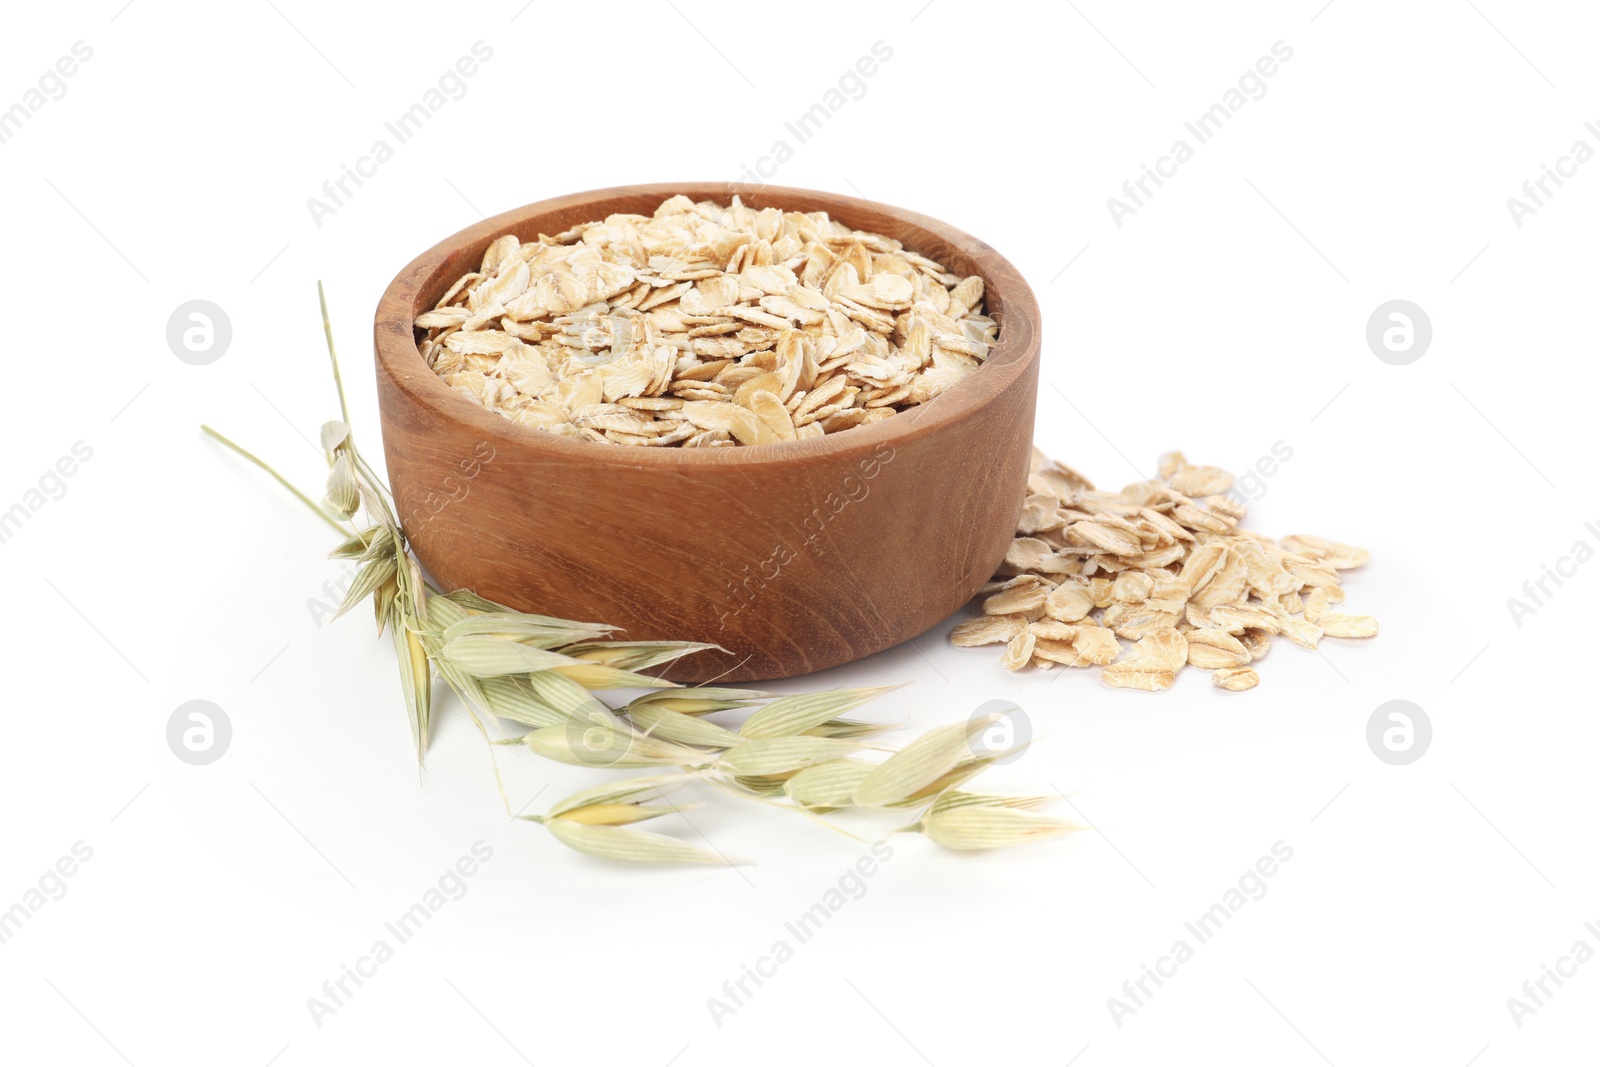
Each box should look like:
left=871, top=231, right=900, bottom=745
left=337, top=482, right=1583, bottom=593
left=202, top=286, right=1075, bottom=864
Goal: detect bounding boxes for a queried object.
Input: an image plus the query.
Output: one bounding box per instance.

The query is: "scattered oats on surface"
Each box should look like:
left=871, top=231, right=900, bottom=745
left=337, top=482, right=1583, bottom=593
left=984, top=577, right=1049, bottom=617
left=1101, top=663, right=1177, bottom=693
left=1001, top=631, right=1037, bottom=671
left=1317, top=613, right=1379, bottom=639
left=1185, top=627, right=1251, bottom=670
left=415, top=196, right=998, bottom=446
left=1211, top=667, right=1260, bottom=691
left=951, top=448, right=1377, bottom=691
left=950, top=614, right=1029, bottom=647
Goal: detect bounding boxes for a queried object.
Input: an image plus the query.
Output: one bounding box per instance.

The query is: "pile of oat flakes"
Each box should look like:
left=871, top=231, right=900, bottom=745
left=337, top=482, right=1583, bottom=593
left=951, top=450, right=1377, bottom=691
left=416, top=196, right=997, bottom=447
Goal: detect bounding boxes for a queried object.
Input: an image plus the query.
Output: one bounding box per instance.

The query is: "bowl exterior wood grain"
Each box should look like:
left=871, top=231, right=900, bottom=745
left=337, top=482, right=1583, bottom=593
left=375, top=183, right=1040, bottom=682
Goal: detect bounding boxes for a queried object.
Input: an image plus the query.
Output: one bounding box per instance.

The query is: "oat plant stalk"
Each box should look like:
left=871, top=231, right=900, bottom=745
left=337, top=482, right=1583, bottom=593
left=201, top=285, right=1076, bottom=864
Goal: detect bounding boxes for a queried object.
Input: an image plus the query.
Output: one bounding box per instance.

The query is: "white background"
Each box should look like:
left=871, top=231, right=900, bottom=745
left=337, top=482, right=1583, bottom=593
left=1, top=1, right=1594, bottom=1064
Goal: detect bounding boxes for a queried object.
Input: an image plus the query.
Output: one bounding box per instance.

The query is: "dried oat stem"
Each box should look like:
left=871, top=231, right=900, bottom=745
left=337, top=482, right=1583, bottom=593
left=200, top=424, right=349, bottom=537
left=317, top=280, right=350, bottom=426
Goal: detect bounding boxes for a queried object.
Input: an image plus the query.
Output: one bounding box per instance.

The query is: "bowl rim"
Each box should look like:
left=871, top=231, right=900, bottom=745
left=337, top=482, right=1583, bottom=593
left=373, top=182, right=1041, bottom=471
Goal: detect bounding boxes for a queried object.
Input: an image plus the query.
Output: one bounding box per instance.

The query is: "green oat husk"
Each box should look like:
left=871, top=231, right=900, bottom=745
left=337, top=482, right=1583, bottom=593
left=542, top=773, right=706, bottom=818
left=519, top=718, right=710, bottom=769
left=563, top=639, right=725, bottom=672
left=906, top=802, right=1081, bottom=850
left=476, top=676, right=568, bottom=729
left=627, top=704, right=744, bottom=749
left=719, top=736, right=867, bottom=777
left=736, top=684, right=900, bottom=739
left=627, top=688, right=768, bottom=716
left=852, top=719, right=989, bottom=808
left=783, top=759, right=877, bottom=812
left=440, top=612, right=614, bottom=649
left=437, top=633, right=577, bottom=676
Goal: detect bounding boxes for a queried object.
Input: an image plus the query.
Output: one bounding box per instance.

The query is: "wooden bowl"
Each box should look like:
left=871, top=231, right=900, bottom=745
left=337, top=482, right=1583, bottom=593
left=374, top=183, right=1041, bottom=682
